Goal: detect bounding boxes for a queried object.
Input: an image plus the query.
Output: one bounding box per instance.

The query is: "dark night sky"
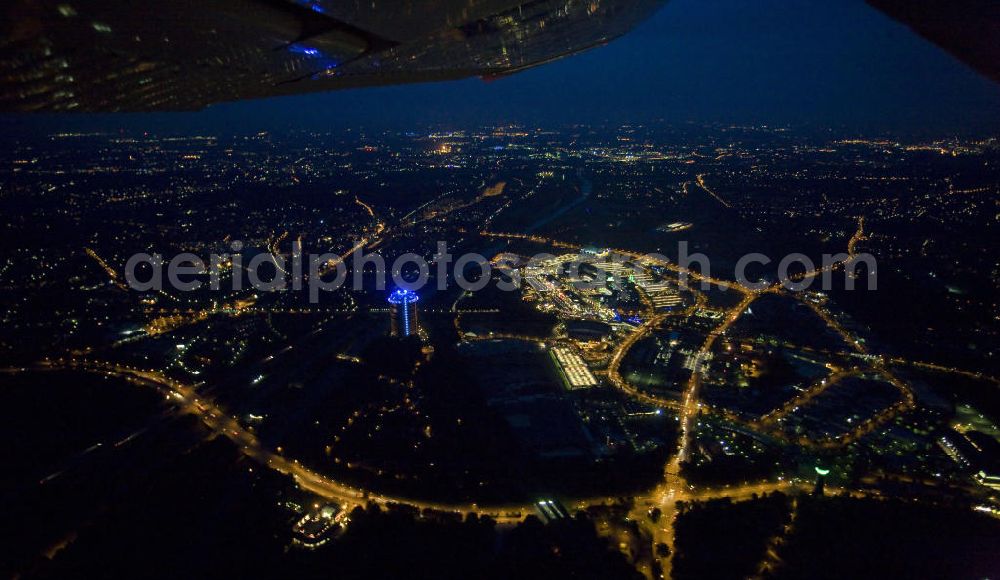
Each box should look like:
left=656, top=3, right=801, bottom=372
left=4, top=0, right=1000, bottom=136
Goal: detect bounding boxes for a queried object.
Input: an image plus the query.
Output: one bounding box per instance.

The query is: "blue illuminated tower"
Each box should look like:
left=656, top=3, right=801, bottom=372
left=388, top=288, right=419, bottom=337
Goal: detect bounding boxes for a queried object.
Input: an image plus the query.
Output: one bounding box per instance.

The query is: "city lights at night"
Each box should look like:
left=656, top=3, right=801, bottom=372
left=1, top=1, right=1000, bottom=579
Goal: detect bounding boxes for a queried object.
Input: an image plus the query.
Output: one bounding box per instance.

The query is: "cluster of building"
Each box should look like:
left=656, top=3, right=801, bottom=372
left=938, top=430, right=1000, bottom=491
left=291, top=503, right=346, bottom=549
left=551, top=346, right=598, bottom=389
left=523, top=247, right=685, bottom=322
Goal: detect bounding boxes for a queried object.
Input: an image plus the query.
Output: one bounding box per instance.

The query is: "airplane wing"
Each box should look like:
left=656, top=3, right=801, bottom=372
left=865, top=0, right=1000, bottom=84
left=0, top=0, right=664, bottom=111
